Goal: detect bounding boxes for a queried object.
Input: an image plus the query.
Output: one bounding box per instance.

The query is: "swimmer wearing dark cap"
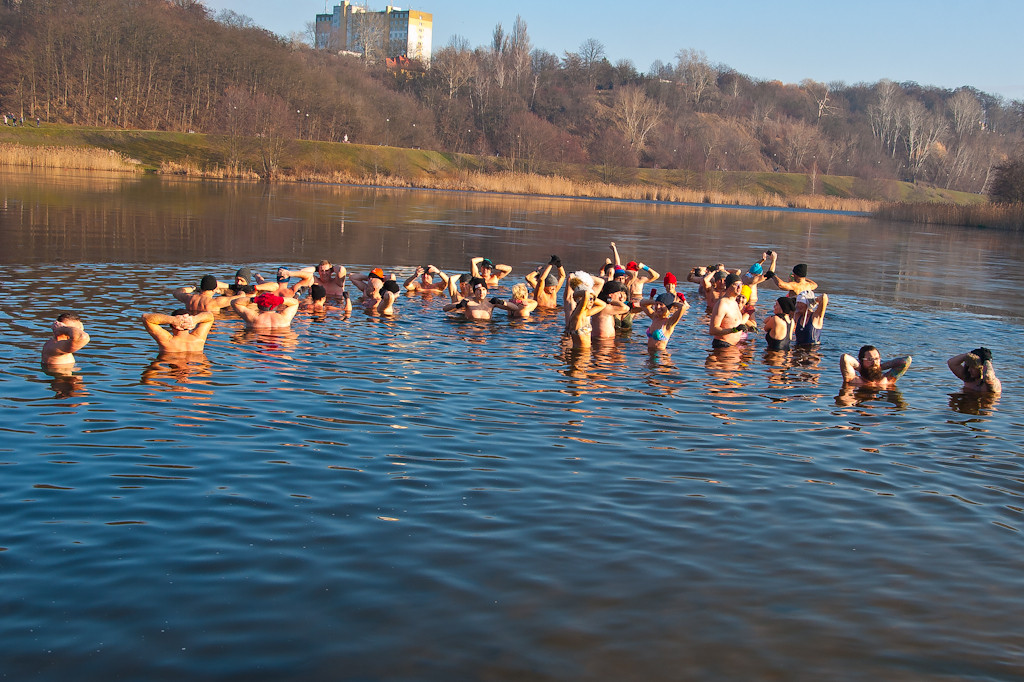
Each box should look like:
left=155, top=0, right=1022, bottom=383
left=173, top=273, right=245, bottom=313
left=443, top=277, right=496, bottom=320
left=369, top=279, right=401, bottom=316
left=767, top=258, right=818, bottom=295
left=525, top=255, right=565, bottom=308
left=639, top=291, right=689, bottom=350
left=471, top=256, right=512, bottom=287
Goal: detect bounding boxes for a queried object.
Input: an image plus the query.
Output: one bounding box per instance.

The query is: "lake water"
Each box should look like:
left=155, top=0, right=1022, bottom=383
left=2, top=169, right=1023, bottom=681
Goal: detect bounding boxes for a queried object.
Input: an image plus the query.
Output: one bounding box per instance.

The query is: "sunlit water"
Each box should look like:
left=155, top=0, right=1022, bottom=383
left=2, top=170, right=1023, bottom=680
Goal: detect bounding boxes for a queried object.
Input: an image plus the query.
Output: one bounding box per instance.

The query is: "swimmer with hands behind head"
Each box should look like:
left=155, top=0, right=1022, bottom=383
left=640, top=292, right=689, bottom=350
left=231, top=292, right=299, bottom=329
left=42, top=313, right=91, bottom=365
left=840, top=345, right=912, bottom=387
left=141, top=309, right=215, bottom=353
left=948, top=348, right=1000, bottom=393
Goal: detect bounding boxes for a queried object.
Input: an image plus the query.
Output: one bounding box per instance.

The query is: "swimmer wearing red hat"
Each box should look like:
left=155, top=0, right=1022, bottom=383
left=231, top=291, right=299, bottom=329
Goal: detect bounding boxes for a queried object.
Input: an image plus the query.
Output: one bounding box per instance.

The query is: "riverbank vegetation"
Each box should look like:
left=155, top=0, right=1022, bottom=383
left=3, top=0, right=1022, bottom=194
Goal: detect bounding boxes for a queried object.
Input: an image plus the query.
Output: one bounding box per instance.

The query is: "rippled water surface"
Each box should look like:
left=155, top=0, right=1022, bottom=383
left=2, top=170, right=1023, bottom=680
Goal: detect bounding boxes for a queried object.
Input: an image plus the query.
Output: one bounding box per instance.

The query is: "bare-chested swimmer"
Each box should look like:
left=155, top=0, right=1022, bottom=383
left=443, top=277, right=496, bottom=320
left=769, top=262, right=818, bottom=295
left=174, top=275, right=243, bottom=313
left=141, top=310, right=215, bottom=353
left=592, top=281, right=632, bottom=341
left=41, top=313, right=91, bottom=365
left=299, top=284, right=352, bottom=314
left=470, top=257, right=512, bottom=288
left=840, top=345, right=912, bottom=387
left=257, top=267, right=315, bottom=298
left=314, top=260, right=348, bottom=297
left=709, top=274, right=756, bottom=348
left=525, top=255, right=566, bottom=308
left=231, top=292, right=300, bottom=329
left=404, top=265, right=449, bottom=293
left=948, top=348, right=1001, bottom=393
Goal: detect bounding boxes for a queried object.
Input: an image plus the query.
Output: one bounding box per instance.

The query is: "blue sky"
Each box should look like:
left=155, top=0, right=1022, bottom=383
left=201, top=0, right=1024, bottom=101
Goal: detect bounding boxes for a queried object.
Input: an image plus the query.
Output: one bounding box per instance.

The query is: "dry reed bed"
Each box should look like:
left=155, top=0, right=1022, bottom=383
left=5, top=147, right=876, bottom=213
left=874, top=202, right=1024, bottom=230
left=0, top=143, right=141, bottom=171
left=236, top=166, right=879, bottom=213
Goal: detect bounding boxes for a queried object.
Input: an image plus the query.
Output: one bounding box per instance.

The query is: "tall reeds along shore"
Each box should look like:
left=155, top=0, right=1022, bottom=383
left=0, top=143, right=142, bottom=172
left=158, top=159, right=879, bottom=213
left=874, top=201, right=1024, bottom=231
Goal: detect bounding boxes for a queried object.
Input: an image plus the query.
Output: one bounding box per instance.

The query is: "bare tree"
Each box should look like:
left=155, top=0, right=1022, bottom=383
left=350, top=11, right=388, bottom=65
left=869, top=79, right=904, bottom=158
left=611, top=84, right=665, bottom=156
left=675, top=48, right=716, bottom=109
left=579, top=38, right=606, bottom=84
left=948, top=89, right=983, bottom=142
left=432, top=36, right=475, bottom=99
left=801, top=79, right=836, bottom=122
left=509, top=15, right=531, bottom=90
left=902, top=99, right=946, bottom=181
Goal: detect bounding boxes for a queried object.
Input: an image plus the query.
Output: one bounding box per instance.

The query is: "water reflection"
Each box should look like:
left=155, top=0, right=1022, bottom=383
left=141, top=353, right=213, bottom=391
left=948, top=391, right=1000, bottom=416
left=834, top=385, right=908, bottom=409
left=41, top=365, right=88, bottom=400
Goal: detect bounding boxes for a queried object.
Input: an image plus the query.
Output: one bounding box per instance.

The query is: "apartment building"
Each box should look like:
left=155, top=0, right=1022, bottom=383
left=315, top=3, right=432, bottom=64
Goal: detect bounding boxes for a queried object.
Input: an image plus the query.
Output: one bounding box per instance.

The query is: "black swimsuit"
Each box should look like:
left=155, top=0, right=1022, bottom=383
left=765, top=317, right=793, bottom=351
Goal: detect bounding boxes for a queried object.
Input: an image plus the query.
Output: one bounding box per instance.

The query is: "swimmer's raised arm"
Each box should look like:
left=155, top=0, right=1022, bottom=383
left=637, top=262, right=660, bottom=283
left=610, top=242, right=622, bottom=267
left=404, top=267, right=424, bottom=290
left=881, top=355, right=912, bottom=381
left=839, top=353, right=860, bottom=383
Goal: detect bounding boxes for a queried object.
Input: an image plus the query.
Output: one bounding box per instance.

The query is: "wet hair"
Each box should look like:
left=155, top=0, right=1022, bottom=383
left=598, top=280, right=626, bottom=302
left=382, top=280, right=400, bottom=294
left=458, top=273, right=472, bottom=284
left=172, top=308, right=188, bottom=316
left=792, top=263, right=808, bottom=278
left=310, top=284, right=327, bottom=301
left=776, top=297, right=796, bottom=316
left=511, top=283, right=529, bottom=300
left=56, top=312, right=81, bottom=323
left=200, top=274, right=218, bottom=291
left=469, top=277, right=486, bottom=290
left=858, top=345, right=878, bottom=363
left=317, top=259, right=331, bottom=269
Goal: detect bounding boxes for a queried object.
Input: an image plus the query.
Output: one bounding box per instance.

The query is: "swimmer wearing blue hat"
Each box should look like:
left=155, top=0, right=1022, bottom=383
left=641, top=292, right=689, bottom=350
left=740, top=250, right=777, bottom=305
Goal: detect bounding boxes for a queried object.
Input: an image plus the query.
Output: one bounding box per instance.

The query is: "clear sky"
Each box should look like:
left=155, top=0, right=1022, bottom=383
left=200, top=0, right=1024, bottom=102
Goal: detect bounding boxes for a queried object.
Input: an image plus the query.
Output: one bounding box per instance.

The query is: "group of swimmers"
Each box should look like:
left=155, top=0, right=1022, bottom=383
left=40, top=243, right=1001, bottom=395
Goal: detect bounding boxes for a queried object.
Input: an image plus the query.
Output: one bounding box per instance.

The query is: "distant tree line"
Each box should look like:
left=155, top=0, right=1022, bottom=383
left=2, top=0, right=1023, bottom=193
